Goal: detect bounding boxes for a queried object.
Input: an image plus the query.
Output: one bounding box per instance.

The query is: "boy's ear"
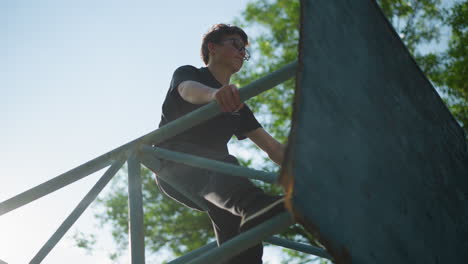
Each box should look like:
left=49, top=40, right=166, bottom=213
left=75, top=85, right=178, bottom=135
left=207, top=42, right=216, bottom=54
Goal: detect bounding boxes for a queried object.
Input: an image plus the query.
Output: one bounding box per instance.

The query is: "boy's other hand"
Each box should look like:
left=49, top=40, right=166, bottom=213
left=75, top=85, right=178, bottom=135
left=213, top=84, right=244, bottom=112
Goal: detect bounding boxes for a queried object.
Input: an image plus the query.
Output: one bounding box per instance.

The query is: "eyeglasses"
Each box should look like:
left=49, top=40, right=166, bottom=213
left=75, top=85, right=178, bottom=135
left=218, top=38, right=251, bottom=61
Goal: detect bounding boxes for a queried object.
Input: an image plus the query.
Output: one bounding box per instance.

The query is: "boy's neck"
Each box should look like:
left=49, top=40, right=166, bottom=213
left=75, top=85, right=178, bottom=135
left=207, top=63, right=232, bottom=85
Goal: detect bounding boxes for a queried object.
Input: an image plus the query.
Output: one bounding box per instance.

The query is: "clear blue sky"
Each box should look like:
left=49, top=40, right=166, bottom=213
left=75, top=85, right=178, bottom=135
left=1, top=1, right=289, bottom=263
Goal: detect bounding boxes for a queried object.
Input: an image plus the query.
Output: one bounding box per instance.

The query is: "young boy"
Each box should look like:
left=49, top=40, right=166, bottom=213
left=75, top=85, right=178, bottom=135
left=155, top=24, right=285, bottom=263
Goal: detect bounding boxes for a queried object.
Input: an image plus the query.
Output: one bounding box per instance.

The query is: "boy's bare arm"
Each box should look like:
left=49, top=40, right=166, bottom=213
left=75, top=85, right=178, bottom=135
left=178, top=81, right=243, bottom=112
left=245, top=128, right=285, bottom=165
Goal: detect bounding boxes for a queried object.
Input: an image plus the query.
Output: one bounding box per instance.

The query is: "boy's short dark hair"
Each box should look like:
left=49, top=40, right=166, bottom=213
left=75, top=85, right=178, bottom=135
left=201, top=24, right=249, bottom=65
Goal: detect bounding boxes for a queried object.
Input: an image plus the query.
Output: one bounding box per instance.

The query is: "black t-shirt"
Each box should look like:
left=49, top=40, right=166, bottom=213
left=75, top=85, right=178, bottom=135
left=158, top=65, right=262, bottom=154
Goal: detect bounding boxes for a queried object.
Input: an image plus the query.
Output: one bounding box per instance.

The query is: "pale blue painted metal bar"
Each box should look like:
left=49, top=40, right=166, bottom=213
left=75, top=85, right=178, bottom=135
left=140, top=147, right=333, bottom=262
left=0, top=155, right=113, bottom=216
left=186, top=212, right=294, bottom=264
left=117, top=60, right=299, bottom=153
left=168, top=235, right=332, bottom=264
left=138, top=152, right=209, bottom=211
left=139, top=60, right=298, bottom=147
left=0, top=60, right=297, bottom=216
left=29, top=158, right=126, bottom=264
left=140, top=145, right=278, bottom=183
left=0, top=60, right=298, bottom=264
left=128, top=153, right=146, bottom=264
left=167, top=241, right=217, bottom=264
left=265, top=236, right=333, bottom=260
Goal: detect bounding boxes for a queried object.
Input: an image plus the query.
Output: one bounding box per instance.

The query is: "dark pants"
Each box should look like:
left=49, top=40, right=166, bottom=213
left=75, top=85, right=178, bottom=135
left=154, top=143, right=277, bottom=264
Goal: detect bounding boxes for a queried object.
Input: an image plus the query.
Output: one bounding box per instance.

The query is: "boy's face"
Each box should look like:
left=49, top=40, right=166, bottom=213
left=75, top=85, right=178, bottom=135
left=211, top=34, right=248, bottom=73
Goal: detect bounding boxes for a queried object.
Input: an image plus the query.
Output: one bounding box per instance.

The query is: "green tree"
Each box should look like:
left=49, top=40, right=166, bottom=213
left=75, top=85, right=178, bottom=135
left=89, top=167, right=213, bottom=262
left=439, top=1, right=468, bottom=135
left=77, top=0, right=467, bottom=262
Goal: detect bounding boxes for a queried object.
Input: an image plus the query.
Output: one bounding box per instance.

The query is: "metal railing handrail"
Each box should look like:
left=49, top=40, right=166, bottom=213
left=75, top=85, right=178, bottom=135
left=0, top=60, right=297, bottom=217
left=140, top=144, right=278, bottom=183
left=0, top=60, right=333, bottom=264
left=167, top=236, right=333, bottom=264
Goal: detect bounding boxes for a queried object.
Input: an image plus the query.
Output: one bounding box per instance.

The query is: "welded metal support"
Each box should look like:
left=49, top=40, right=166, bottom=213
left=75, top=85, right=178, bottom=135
left=168, top=235, right=332, bottom=264
left=140, top=145, right=277, bottom=183
left=167, top=241, right=218, bottom=264
left=0, top=155, right=113, bottom=216
left=138, top=152, right=209, bottom=211
left=265, top=236, right=333, bottom=260
left=1, top=59, right=299, bottom=264
left=0, top=60, right=296, bottom=217
left=29, top=158, right=125, bottom=264
left=141, top=60, right=298, bottom=146
left=187, top=212, right=294, bottom=264
left=127, top=153, right=145, bottom=264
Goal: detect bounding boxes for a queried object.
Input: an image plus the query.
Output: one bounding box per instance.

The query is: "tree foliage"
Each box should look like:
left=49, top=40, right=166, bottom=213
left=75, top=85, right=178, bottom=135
left=77, top=0, right=468, bottom=262
left=440, top=1, right=468, bottom=134
left=85, top=168, right=213, bottom=262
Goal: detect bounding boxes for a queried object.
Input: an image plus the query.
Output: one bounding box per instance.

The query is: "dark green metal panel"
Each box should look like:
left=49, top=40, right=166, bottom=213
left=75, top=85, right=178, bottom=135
left=288, top=0, right=468, bottom=263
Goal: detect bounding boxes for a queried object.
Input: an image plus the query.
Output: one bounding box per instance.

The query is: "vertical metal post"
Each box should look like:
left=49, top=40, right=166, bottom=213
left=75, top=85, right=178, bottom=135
left=127, top=153, right=145, bottom=264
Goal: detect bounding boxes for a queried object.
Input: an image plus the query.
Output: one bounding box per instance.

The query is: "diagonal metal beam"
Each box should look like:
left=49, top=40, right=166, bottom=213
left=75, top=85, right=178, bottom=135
left=186, top=212, right=294, bottom=264
left=139, top=60, right=298, bottom=147
left=0, top=155, right=114, bottom=216
left=167, top=235, right=333, bottom=264
left=140, top=145, right=278, bottom=183
left=138, top=152, right=209, bottom=211
left=29, top=158, right=125, bottom=264
left=265, top=236, right=333, bottom=260
left=0, top=61, right=297, bottom=216
left=167, top=241, right=218, bottom=264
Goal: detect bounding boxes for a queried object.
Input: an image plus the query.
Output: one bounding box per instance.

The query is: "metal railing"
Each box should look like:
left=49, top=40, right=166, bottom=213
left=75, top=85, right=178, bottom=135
left=0, top=60, right=333, bottom=263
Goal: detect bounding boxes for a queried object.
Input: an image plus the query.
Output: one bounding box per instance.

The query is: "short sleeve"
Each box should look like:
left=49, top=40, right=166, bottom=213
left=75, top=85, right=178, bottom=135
left=161, top=65, right=201, bottom=122
left=169, top=65, right=199, bottom=96
left=234, top=104, right=262, bottom=140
